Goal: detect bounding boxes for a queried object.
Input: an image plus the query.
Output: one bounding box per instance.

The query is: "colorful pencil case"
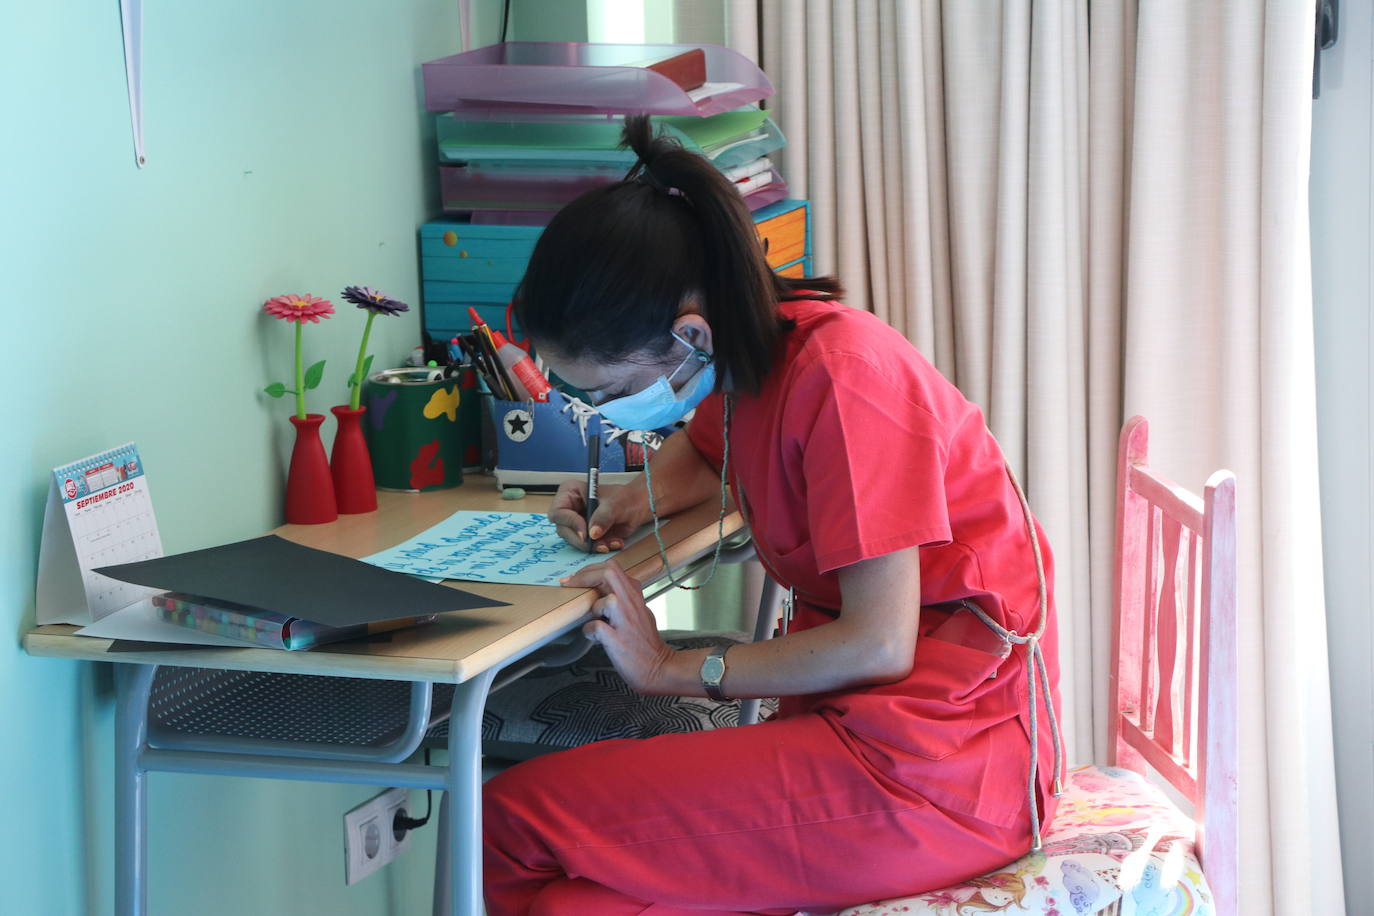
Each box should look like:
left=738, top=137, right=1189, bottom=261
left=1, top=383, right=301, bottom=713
left=152, top=593, right=437, bottom=651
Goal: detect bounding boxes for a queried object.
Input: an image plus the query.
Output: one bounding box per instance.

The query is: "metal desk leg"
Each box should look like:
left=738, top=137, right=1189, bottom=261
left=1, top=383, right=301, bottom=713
left=115, top=664, right=156, bottom=916
left=432, top=791, right=452, bottom=916
left=445, top=668, right=498, bottom=916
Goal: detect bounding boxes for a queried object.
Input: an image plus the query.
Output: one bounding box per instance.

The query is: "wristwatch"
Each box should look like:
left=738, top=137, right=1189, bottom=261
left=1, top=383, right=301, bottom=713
left=701, top=644, right=731, bottom=701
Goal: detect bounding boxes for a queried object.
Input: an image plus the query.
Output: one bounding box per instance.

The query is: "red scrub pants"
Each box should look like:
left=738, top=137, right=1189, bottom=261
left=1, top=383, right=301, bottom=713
left=482, top=712, right=1029, bottom=915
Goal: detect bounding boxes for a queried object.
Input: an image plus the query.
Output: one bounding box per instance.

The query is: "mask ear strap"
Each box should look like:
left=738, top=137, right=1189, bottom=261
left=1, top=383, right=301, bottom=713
left=671, top=329, right=713, bottom=364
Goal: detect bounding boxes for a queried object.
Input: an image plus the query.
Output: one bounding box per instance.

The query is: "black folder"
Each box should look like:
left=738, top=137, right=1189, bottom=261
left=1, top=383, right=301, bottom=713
left=95, top=534, right=505, bottom=628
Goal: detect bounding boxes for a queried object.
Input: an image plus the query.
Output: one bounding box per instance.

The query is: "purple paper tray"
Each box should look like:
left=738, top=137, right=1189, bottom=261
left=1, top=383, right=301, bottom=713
left=422, top=42, right=773, bottom=117
left=743, top=181, right=789, bottom=212
left=440, top=164, right=789, bottom=217
left=439, top=164, right=622, bottom=212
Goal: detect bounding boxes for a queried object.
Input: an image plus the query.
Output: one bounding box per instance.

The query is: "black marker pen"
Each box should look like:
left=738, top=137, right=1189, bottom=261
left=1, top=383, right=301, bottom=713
left=584, top=434, right=600, bottom=552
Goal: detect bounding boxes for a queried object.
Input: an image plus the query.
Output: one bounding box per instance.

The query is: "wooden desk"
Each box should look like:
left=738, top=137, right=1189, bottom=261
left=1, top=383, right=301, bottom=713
left=23, top=482, right=745, bottom=916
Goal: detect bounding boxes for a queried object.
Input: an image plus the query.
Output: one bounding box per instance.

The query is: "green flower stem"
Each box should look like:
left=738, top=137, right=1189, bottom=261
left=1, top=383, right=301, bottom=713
left=349, top=312, right=377, bottom=410
left=294, top=321, right=306, bottom=420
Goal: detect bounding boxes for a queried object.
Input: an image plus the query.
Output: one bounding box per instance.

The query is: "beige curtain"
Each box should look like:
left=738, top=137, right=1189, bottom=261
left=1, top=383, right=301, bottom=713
left=700, top=0, right=1099, bottom=783
left=694, top=1, right=1344, bottom=912
left=1095, top=4, right=1342, bottom=913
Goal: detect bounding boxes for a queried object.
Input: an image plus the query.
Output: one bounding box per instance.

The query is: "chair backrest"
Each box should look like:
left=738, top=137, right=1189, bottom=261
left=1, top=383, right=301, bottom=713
left=1109, top=416, right=1238, bottom=916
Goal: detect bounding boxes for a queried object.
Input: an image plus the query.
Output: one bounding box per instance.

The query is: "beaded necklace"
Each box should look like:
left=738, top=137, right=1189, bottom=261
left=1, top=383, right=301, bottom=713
left=642, top=394, right=733, bottom=590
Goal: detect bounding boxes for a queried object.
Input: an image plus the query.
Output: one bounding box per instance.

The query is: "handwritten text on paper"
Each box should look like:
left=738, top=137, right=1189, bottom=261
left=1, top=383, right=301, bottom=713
left=363, top=511, right=657, bottom=587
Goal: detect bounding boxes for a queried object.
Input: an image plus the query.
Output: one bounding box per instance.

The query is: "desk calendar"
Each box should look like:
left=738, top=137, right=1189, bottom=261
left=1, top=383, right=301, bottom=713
left=37, top=443, right=164, bottom=625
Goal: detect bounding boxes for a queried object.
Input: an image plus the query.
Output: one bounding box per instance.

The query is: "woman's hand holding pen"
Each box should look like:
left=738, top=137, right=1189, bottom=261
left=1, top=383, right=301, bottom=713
left=561, top=560, right=673, bottom=694
left=549, top=480, right=646, bottom=553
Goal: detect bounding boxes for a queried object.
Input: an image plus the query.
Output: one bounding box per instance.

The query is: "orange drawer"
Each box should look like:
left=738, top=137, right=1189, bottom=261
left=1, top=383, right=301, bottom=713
left=756, top=208, right=807, bottom=269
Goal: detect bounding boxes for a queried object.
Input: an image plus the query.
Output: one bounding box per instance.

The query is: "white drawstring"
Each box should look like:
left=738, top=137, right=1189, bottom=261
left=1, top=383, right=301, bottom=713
left=957, top=600, right=1065, bottom=851
left=950, top=458, right=1065, bottom=852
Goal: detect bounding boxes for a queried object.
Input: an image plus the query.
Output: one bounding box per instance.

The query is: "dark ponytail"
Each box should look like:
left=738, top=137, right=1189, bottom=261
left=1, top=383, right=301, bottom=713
left=514, top=114, right=842, bottom=395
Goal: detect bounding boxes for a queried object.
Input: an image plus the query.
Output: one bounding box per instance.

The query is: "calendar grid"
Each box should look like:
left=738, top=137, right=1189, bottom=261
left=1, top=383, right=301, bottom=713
left=51, top=443, right=162, bottom=618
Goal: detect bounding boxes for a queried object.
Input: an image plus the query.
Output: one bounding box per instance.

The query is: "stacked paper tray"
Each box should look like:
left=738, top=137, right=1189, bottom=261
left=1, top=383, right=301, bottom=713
left=436, top=109, right=786, bottom=170
left=438, top=162, right=624, bottom=213
left=422, top=42, right=773, bottom=118
left=437, top=163, right=787, bottom=215
left=416, top=41, right=805, bottom=340
left=742, top=183, right=788, bottom=214
left=435, top=107, right=788, bottom=216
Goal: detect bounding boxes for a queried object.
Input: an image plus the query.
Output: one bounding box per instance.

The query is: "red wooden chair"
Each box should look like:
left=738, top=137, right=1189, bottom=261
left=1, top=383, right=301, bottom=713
left=1107, top=417, right=1239, bottom=914
left=832, top=416, right=1238, bottom=916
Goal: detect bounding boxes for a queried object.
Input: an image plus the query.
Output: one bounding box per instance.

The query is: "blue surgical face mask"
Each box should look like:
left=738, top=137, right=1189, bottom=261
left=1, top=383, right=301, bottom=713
left=594, top=332, right=716, bottom=430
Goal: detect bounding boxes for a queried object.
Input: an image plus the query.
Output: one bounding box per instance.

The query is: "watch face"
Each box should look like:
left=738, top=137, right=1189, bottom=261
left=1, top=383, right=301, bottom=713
left=702, top=655, right=725, bottom=683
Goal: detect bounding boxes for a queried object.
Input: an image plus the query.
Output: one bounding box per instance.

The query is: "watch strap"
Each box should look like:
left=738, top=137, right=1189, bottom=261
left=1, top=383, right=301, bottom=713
left=702, top=644, right=731, bottom=701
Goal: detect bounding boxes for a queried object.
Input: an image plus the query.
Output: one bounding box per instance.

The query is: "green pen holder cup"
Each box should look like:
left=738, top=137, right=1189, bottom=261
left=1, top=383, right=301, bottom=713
left=363, top=367, right=475, bottom=491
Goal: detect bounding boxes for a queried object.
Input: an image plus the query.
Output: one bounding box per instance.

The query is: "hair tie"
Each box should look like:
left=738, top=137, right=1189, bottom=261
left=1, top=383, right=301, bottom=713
left=634, top=162, right=684, bottom=198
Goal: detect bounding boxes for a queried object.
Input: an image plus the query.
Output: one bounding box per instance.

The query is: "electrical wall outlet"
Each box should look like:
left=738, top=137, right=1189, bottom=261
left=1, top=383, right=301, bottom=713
left=343, top=787, right=412, bottom=886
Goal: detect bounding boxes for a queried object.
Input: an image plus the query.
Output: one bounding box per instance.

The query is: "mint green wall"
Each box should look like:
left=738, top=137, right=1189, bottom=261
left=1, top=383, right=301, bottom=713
left=0, top=1, right=483, bottom=913
left=644, top=0, right=678, bottom=42
left=511, top=0, right=589, bottom=42
left=0, top=1, right=699, bottom=911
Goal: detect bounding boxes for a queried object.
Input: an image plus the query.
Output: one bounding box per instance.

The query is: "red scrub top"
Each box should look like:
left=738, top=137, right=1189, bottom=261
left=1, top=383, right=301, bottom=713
left=687, top=297, right=1062, bottom=831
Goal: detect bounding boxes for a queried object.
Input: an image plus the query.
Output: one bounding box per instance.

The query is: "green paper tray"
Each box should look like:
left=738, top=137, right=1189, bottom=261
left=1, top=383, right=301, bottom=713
left=436, top=108, right=783, bottom=171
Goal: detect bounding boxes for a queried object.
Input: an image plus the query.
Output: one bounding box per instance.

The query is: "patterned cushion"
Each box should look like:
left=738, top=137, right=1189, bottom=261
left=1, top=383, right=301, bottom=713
left=827, top=765, right=1216, bottom=916
left=478, top=631, right=777, bottom=760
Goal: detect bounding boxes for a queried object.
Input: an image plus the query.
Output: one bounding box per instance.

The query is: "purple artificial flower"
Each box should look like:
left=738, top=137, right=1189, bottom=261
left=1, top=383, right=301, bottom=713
left=341, top=285, right=409, bottom=316
left=342, top=285, right=409, bottom=409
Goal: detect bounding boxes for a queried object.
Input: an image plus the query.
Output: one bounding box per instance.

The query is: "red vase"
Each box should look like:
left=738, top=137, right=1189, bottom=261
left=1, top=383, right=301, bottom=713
left=330, top=405, right=377, bottom=514
left=285, top=414, right=338, bottom=524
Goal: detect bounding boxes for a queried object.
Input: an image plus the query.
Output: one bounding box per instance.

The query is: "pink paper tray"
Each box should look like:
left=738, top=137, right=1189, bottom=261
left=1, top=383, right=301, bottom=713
left=422, top=42, right=773, bottom=118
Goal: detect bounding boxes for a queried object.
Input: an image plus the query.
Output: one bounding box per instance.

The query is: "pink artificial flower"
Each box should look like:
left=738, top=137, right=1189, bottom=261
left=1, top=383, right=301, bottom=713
left=263, top=293, right=335, bottom=323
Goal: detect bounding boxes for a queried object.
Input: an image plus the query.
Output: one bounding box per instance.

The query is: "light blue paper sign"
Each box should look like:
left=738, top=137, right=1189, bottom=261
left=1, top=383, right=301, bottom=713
left=363, top=510, right=653, bottom=587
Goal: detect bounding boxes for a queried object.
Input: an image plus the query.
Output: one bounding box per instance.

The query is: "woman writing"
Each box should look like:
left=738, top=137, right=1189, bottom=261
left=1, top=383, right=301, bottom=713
left=482, top=116, right=1064, bottom=916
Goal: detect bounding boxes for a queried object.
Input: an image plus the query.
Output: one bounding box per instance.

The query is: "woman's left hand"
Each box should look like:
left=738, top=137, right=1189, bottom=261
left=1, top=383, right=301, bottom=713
left=561, top=560, right=675, bottom=694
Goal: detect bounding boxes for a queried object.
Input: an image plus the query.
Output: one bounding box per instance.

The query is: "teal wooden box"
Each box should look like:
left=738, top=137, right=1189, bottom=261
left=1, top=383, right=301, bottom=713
left=420, top=222, right=540, bottom=342
left=420, top=199, right=812, bottom=344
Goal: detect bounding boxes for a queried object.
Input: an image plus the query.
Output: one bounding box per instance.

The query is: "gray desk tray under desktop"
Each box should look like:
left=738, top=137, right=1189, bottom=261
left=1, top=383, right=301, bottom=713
left=145, top=535, right=776, bottom=766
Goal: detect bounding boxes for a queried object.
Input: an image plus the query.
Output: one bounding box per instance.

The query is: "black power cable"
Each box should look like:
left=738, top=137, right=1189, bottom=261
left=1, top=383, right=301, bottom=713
left=392, top=747, right=435, bottom=839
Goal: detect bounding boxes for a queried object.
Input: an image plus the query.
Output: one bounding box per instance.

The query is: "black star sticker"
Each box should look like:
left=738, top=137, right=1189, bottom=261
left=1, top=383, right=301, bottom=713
left=507, top=415, right=529, bottom=436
